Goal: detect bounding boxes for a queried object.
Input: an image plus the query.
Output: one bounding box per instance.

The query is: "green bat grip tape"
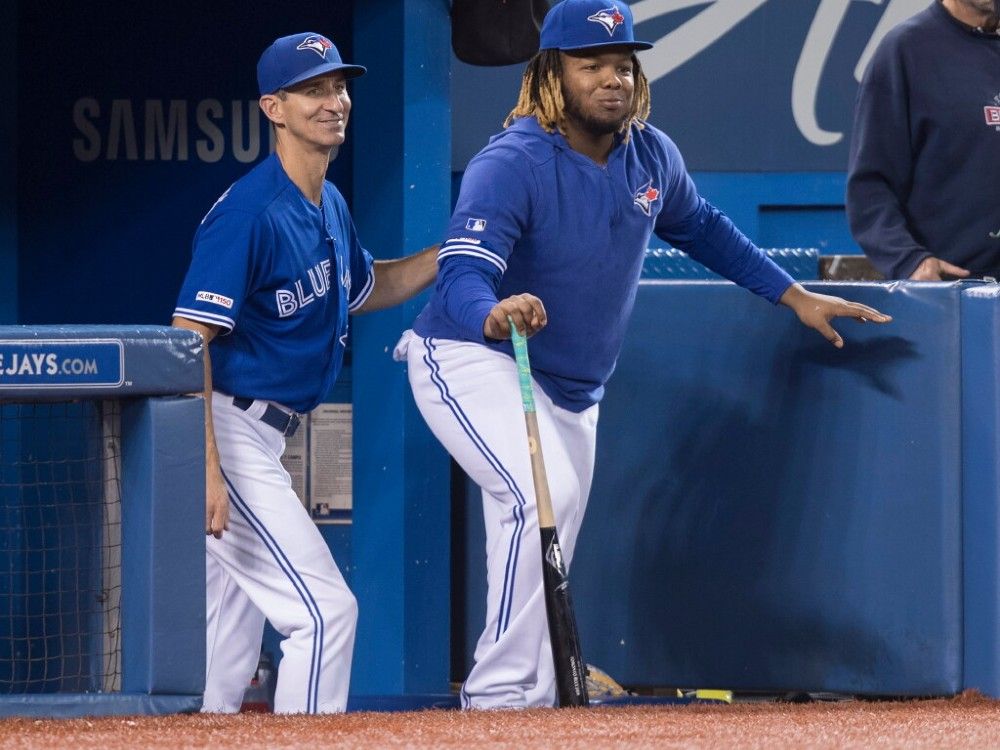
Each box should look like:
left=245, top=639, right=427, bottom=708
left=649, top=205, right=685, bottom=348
left=508, top=315, right=536, bottom=414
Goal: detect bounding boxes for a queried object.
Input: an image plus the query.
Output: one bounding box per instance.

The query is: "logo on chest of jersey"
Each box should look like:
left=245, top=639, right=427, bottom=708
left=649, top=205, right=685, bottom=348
left=986, top=94, right=1000, bottom=130
left=633, top=181, right=660, bottom=217
left=588, top=6, right=625, bottom=37
left=275, top=259, right=332, bottom=318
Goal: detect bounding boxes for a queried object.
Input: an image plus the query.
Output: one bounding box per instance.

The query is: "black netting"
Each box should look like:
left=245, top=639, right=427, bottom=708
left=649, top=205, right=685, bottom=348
left=0, top=401, right=121, bottom=694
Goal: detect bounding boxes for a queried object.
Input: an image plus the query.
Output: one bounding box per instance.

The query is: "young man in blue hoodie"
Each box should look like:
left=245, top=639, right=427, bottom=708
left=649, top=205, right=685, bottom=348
left=848, top=0, right=1000, bottom=280
left=397, top=0, right=892, bottom=709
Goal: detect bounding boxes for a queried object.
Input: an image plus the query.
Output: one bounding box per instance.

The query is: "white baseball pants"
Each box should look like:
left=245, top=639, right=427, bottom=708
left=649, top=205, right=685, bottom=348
left=201, top=395, right=357, bottom=714
left=398, top=331, right=598, bottom=708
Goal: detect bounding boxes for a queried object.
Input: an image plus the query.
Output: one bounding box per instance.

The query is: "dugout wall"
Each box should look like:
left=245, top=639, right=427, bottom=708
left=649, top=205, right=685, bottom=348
left=0, top=326, right=205, bottom=716
left=574, top=282, right=1000, bottom=697
left=453, top=281, right=1000, bottom=698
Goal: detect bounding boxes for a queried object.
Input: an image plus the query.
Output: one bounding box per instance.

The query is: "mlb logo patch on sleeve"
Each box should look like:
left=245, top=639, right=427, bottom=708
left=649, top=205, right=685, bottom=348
left=465, top=218, right=487, bottom=232
left=196, top=291, right=235, bottom=309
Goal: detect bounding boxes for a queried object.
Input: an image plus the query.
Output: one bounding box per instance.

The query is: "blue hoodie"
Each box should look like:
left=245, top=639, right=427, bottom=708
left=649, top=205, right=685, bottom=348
left=413, top=116, right=793, bottom=411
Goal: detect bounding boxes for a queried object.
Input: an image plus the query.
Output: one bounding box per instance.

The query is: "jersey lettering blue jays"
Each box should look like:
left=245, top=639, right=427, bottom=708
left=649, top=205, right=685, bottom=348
left=413, top=116, right=793, bottom=412
left=175, top=153, right=374, bottom=413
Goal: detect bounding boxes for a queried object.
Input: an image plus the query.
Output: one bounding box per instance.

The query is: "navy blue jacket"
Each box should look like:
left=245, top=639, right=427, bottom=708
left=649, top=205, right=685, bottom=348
left=847, top=2, right=1000, bottom=279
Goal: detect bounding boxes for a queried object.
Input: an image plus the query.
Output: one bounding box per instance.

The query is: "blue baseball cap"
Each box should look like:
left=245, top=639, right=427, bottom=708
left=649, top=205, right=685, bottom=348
left=257, top=32, right=366, bottom=96
left=540, top=0, right=653, bottom=52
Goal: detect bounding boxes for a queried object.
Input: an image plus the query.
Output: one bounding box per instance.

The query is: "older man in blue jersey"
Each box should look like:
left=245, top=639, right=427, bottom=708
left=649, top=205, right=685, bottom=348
left=172, top=32, right=437, bottom=714
left=397, top=0, right=892, bottom=709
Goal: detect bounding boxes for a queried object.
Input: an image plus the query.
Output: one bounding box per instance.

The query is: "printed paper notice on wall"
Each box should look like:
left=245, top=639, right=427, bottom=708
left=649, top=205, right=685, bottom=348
left=280, top=415, right=309, bottom=510
left=309, top=403, right=352, bottom=523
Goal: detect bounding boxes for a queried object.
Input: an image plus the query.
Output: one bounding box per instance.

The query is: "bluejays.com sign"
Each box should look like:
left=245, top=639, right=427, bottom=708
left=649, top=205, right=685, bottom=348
left=0, top=340, right=124, bottom=388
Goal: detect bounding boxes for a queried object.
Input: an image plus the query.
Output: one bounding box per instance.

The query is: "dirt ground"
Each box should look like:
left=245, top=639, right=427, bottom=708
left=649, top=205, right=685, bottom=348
left=1, top=691, right=997, bottom=749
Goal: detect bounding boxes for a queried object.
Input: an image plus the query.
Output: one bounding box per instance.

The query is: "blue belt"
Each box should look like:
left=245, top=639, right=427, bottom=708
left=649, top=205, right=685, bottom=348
left=232, top=397, right=301, bottom=438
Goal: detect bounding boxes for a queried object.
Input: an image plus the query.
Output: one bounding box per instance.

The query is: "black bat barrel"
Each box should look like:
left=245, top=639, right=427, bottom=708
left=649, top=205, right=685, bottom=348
left=539, top=526, right=589, bottom=707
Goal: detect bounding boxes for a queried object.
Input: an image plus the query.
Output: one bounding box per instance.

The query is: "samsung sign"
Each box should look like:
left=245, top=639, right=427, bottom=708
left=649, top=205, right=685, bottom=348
left=72, top=98, right=276, bottom=163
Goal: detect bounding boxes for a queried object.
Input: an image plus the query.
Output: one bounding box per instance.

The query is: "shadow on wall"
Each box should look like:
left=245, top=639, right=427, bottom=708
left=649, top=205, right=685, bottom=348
left=578, top=307, right=956, bottom=695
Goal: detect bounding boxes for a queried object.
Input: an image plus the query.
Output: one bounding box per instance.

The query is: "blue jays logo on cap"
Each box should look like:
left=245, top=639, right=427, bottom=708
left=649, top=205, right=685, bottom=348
left=539, top=0, right=653, bottom=52
left=296, top=35, right=333, bottom=59
left=257, top=32, right=367, bottom=96
left=588, top=7, right=626, bottom=37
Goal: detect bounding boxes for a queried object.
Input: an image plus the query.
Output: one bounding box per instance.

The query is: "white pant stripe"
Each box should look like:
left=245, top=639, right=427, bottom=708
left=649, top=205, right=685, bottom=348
left=422, top=337, right=528, bottom=638
left=223, top=471, right=323, bottom=712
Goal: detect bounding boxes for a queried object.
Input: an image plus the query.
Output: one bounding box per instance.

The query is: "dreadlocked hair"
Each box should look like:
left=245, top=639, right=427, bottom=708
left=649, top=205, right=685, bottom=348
left=504, top=49, right=651, bottom=142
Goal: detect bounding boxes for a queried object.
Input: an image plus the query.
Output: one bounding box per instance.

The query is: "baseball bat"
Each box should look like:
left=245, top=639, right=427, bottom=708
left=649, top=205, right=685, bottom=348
left=508, top=316, right=589, bottom=708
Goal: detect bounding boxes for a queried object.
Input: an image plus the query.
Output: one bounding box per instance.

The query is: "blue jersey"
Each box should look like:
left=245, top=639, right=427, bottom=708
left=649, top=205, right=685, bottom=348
left=413, top=116, right=793, bottom=411
left=174, top=153, right=374, bottom=413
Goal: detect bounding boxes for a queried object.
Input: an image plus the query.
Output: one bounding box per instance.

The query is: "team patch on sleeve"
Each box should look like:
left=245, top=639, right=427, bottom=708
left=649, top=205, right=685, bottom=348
left=437, top=237, right=507, bottom=273
left=465, top=218, right=487, bottom=232
left=196, top=291, right=235, bottom=309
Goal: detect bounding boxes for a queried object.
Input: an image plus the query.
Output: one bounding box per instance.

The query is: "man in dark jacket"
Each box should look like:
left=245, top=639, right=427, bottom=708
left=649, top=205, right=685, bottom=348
left=847, top=0, right=1000, bottom=280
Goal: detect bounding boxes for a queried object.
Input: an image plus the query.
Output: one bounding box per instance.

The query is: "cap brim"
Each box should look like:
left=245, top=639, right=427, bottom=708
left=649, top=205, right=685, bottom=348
left=544, top=40, right=654, bottom=52
left=279, top=61, right=367, bottom=91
